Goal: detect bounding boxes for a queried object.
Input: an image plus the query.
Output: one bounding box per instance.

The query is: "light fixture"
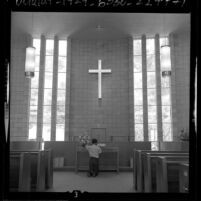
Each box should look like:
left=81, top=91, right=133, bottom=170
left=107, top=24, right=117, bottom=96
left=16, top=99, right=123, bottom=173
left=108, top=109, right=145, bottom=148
left=161, top=14, right=170, bottom=51
left=160, top=15, right=171, bottom=77
left=161, top=37, right=170, bottom=55
left=160, top=37, right=171, bottom=72
left=25, top=12, right=35, bottom=78
left=25, top=46, right=35, bottom=78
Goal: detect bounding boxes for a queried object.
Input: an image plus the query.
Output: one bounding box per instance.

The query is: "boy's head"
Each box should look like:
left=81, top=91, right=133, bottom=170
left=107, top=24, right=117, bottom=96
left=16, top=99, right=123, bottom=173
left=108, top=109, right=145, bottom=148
left=91, top=138, right=98, bottom=144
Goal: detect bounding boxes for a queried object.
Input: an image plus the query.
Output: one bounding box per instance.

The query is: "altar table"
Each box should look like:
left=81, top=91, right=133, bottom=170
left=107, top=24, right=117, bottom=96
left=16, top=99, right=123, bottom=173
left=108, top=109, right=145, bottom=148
left=75, top=146, right=119, bottom=173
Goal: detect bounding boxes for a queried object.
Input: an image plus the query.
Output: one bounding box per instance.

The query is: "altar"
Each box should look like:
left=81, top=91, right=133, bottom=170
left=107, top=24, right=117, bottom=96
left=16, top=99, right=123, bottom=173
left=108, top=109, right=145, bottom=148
left=75, top=146, right=119, bottom=173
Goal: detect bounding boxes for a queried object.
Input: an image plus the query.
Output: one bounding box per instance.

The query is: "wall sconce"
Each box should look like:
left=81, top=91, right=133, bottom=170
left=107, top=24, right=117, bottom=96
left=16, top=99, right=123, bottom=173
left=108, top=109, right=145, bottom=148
left=161, top=37, right=170, bottom=55
left=25, top=46, right=35, bottom=78
left=161, top=37, right=171, bottom=77
left=25, top=12, right=35, bottom=78
left=160, top=15, right=171, bottom=77
left=161, top=15, right=171, bottom=63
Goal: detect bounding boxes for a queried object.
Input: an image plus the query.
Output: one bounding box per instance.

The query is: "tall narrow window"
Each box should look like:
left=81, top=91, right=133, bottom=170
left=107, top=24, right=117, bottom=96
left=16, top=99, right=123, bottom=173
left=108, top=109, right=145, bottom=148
left=160, top=37, right=172, bottom=141
left=146, top=38, right=158, bottom=141
left=42, top=39, right=54, bottom=141
left=28, top=37, right=68, bottom=141
left=56, top=40, right=67, bottom=141
left=133, top=39, right=144, bottom=141
left=133, top=35, right=172, bottom=143
left=28, top=38, right=40, bottom=140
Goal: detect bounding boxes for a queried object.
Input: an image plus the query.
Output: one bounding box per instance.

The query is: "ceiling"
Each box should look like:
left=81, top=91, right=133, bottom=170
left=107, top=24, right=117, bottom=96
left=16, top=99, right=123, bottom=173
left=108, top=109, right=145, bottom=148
left=11, top=12, right=190, bottom=40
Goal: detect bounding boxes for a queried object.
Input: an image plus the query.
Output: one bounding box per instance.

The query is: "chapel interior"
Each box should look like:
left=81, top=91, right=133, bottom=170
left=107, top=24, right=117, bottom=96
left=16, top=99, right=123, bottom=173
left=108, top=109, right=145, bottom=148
left=8, top=12, right=192, bottom=193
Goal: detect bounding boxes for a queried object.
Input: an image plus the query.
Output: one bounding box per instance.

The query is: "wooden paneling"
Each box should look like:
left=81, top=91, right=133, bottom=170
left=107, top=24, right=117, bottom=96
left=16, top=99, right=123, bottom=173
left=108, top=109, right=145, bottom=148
left=10, top=141, right=40, bottom=151
left=159, top=142, right=189, bottom=151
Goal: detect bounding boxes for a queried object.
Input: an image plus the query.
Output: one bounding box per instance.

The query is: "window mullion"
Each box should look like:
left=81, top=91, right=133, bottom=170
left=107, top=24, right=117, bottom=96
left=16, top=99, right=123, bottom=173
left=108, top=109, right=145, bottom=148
left=169, top=33, right=176, bottom=141
left=51, top=36, right=59, bottom=141
left=64, top=38, right=70, bottom=141
left=155, top=34, right=163, bottom=142
left=37, top=35, right=46, bottom=141
left=142, top=35, right=149, bottom=141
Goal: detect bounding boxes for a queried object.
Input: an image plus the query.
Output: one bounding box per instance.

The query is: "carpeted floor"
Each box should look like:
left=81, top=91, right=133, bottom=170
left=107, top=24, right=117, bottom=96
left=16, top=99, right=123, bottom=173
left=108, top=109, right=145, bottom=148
left=47, top=171, right=135, bottom=192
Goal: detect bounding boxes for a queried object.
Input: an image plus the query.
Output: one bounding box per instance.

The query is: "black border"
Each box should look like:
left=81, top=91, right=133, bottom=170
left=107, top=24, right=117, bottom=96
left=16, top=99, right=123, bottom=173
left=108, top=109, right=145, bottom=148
left=1, top=0, right=198, bottom=200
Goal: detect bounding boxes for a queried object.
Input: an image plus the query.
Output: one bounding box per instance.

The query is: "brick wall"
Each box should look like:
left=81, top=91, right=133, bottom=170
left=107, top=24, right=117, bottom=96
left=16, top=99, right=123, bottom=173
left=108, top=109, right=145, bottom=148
left=70, top=39, right=129, bottom=139
left=172, top=31, right=190, bottom=139
left=10, top=34, right=31, bottom=141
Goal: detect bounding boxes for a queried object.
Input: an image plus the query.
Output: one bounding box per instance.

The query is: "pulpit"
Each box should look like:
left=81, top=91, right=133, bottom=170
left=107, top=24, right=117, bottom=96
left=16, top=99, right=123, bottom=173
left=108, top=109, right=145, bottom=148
left=75, top=146, right=119, bottom=173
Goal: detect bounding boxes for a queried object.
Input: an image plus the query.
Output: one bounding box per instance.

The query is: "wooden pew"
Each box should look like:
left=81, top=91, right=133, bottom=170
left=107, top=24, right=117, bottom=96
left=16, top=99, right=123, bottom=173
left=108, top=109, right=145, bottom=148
left=132, top=148, right=150, bottom=191
left=155, top=156, right=189, bottom=192
left=133, top=149, right=188, bottom=192
left=44, top=150, right=53, bottom=189
left=28, top=150, right=46, bottom=191
left=143, top=152, right=189, bottom=192
left=10, top=148, right=53, bottom=190
left=10, top=150, right=46, bottom=192
left=10, top=152, right=32, bottom=192
left=179, top=163, right=189, bottom=193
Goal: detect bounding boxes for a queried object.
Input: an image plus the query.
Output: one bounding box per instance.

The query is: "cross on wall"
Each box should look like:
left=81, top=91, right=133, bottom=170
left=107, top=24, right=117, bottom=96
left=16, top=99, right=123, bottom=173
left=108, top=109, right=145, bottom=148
left=88, top=60, right=112, bottom=99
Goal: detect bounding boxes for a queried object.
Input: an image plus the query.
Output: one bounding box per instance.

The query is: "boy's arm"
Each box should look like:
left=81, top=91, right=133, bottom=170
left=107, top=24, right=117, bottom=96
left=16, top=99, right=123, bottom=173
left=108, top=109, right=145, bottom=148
left=85, top=144, right=91, bottom=151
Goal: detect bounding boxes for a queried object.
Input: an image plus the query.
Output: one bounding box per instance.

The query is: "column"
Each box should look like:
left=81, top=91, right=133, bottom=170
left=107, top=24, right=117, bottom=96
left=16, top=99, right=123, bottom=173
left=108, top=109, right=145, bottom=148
left=25, top=34, right=33, bottom=139
left=155, top=34, right=163, bottom=142
left=51, top=36, right=58, bottom=141
left=169, top=33, right=178, bottom=141
left=142, top=35, right=149, bottom=141
left=37, top=35, right=45, bottom=141
left=65, top=38, right=71, bottom=141
left=128, top=37, right=134, bottom=141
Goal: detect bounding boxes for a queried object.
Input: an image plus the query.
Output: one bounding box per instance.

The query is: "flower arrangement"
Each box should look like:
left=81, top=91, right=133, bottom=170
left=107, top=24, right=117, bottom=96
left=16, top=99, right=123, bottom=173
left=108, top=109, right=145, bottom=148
left=179, top=129, right=189, bottom=141
left=79, top=135, right=91, bottom=147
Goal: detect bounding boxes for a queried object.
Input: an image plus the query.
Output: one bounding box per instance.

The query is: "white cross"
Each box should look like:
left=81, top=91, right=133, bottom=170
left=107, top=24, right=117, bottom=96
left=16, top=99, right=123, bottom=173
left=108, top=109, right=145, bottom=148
left=88, top=60, right=112, bottom=99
